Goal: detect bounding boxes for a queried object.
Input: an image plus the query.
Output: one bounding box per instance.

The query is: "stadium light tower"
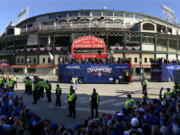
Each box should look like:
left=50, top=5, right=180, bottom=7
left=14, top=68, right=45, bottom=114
left=17, top=7, right=29, bottom=23
left=161, top=5, right=177, bottom=24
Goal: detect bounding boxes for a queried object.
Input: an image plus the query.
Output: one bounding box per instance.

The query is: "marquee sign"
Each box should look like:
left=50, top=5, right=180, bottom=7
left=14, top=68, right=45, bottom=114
left=71, top=36, right=107, bottom=59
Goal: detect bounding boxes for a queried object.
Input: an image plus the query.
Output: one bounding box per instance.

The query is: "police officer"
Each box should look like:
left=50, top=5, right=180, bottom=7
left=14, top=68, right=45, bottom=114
left=12, top=76, right=18, bottom=89
left=67, top=88, right=77, bottom=118
left=90, top=88, right=100, bottom=118
left=32, top=82, right=38, bottom=104
left=26, top=78, right=33, bottom=95
left=24, top=77, right=29, bottom=94
left=164, top=88, right=173, bottom=100
left=45, top=80, right=52, bottom=102
left=124, top=94, right=134, bottom=111
left=0, top=77, right=4, bottom=88
left=142, top=93, right=149, bottom=104
left=124, top=70, right=129, bottom=83
left=55, top=84, right=62, bottom=107
left=39, top=79, right=45, bottom=98
left=71, top=76, right=78, bottom=90
left=141, top=78, right=148, bottom=95
left=7, top=79, right=14, bottom=91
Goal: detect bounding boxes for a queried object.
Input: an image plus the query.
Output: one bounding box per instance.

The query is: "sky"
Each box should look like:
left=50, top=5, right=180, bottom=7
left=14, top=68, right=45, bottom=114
left=0, top=0, right=179, bottom=33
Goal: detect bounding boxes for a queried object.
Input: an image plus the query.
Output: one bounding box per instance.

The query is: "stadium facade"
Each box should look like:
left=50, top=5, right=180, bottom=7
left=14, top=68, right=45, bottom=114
left=0, top=9, right=180, bottom=76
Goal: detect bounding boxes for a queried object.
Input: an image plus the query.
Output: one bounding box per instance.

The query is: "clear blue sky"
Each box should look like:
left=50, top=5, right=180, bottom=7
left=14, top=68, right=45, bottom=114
left=0, top=0, right=179, bottom=33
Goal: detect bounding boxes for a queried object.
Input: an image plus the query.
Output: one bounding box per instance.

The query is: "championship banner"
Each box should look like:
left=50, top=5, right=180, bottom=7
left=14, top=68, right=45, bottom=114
left=126, top=46, right=133, bottom=50
left=40, top=47, right=46, bottom=51
left=27, top=48, right=31, bottom=52
left=133, top=46, right=141, bottom=50
left=47, top=47, right=52, bottom=51
left=55, top=47, right=62, bottom=51
left=110, top=46, right=117, bottom=50
left=32, top=48, right=38, bottom=51
left=20, top=49, right=24, bottom=52
left=117, top=46, right=123, bottom=50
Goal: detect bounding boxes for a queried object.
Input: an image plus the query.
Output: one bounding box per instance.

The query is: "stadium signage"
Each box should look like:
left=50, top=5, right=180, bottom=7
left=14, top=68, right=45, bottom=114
left=87, top=66, right=112, bottom=74
left=71, top=35, right=107, bottom=59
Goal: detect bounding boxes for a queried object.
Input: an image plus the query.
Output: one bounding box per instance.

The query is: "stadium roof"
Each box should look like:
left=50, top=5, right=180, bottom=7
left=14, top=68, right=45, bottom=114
left=16, top=9, right=180, bottom=28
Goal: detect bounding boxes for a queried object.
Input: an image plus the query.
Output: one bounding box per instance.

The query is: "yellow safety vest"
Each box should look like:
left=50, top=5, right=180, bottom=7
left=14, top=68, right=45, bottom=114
left=125, top=99, right=134, bottom=109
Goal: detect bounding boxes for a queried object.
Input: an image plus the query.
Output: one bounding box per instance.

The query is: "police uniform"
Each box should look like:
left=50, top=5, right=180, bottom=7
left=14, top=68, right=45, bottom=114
left=124, top=95, right=134, bottom=111
left=7, top=79, right=14, bottom=91
left=67, top=90, right=77, bottom=118
left=26, top=79, right=33, bottom=95
left=71, top=76, right=78, bottom=90
left=90, top=90, right=100, bottom=118
left=164, top=89, right=173, bottom=100
left=39, top=79, right=45, bottom=98
left=55, top=85, right=62, bottom=106
left=0, top=78, right=4, bottom=88
left=141, top=79, right=148, bottom=94
left=32, top=82, right=38, bottom=104
left=45, top=81, right=52, bottom=102
left=124, top=70, right=129, bottom=82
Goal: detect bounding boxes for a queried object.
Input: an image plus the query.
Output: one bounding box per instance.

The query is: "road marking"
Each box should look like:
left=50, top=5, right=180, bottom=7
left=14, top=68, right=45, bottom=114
left=48, top=105, right=116, bottom=114
left=113, top=101, right=124, bottom=107
left=99, top=99, right=117, bottom=105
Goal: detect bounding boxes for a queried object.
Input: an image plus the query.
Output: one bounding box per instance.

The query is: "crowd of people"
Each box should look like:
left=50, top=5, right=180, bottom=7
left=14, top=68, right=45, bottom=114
left=151, top=58, right=180, bottom=65
left=0, top=73, right=180, bottom=135
left=59, top=57, right=131, bottom=65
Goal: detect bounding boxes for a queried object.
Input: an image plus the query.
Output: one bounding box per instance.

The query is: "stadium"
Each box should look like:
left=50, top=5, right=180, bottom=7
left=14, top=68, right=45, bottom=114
left=0, top=9, right=180, bottom=76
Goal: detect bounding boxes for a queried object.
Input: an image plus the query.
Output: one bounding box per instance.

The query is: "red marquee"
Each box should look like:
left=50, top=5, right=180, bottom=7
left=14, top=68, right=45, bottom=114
left=71, top=36, right=107, bottom=59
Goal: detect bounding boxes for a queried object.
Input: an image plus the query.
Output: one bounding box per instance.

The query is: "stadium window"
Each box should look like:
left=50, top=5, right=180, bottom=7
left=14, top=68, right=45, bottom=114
left=33, top=58, right=36, bottom=63
left=58, top=13, right=67, bottom=18
left=79, top=12, right=90, bottom=16
left=134, top=58, right=137, bottom=63
left=43, top=58, right=45, bottom=63
left=125, top=13, right=134, bottom=18
left=21, top=59, right=24, bottom=63
left=68, top=12, right=78, bottom=17
left=28, top=59, right=31, bottom=64
left=143, top=23, right=155, bottom=31
left=17, top=59, right=20, bottom=64
left=48, top=58, right=50, bottom=63
left=135, top=15, right=143, bottom=19
left=92, top=12, right=101, bottom=16
left=114, top=12, right=124, bottom=17
left=144, top=58, right=147, bottom=63
left=102, top=12, right=113, bottom=16
left=49, top=14, right=58, bottom=19
left=149, top=58, right=151, bottom=63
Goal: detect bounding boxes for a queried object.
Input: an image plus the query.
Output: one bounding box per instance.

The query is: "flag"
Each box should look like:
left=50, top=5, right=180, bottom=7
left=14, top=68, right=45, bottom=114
left=48, top=52, right=54, bottom=60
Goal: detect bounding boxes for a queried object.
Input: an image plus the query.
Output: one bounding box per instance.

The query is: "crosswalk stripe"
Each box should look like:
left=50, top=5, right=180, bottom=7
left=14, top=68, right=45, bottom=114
left=99, top=99, right=117, bottom=105
left=48, top=105, right=116, bottom=114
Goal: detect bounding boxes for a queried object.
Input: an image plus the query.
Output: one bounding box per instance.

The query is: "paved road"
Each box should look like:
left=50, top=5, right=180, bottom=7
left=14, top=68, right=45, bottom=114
left=15, top=81, right=174, bottom=128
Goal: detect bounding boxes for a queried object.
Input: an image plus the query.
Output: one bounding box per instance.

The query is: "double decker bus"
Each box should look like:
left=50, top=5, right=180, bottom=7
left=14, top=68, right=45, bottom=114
left=151, top=61, right=180, bottom=82
left=71, top=35, right=107, bottom=59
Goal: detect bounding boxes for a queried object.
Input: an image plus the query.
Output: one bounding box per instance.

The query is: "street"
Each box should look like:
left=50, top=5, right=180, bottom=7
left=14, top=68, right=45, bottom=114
left=15, top=81, right=174, bottom=128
